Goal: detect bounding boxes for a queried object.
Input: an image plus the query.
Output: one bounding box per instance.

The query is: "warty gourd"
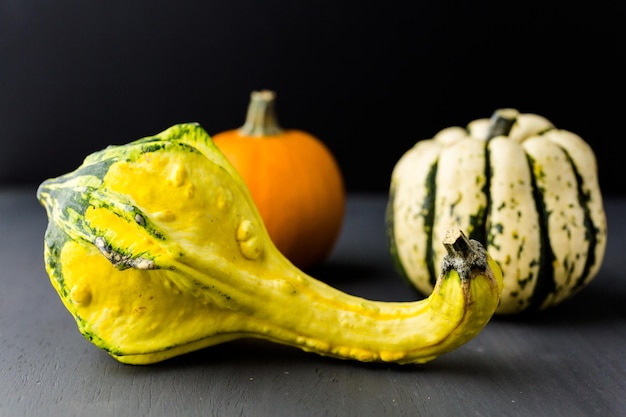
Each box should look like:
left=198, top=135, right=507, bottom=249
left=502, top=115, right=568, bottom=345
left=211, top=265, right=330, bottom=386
left=37, top=123, right=503, bottom=365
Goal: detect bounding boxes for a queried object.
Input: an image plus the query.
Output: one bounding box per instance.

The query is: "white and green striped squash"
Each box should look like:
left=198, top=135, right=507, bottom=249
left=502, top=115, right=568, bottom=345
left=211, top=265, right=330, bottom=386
left=386, top=108, right=607, bottom=314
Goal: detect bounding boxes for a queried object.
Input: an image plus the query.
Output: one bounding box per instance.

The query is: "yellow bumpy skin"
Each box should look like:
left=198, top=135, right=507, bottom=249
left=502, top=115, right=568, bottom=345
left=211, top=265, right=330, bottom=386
left=37, top=123, right=503, bottom=365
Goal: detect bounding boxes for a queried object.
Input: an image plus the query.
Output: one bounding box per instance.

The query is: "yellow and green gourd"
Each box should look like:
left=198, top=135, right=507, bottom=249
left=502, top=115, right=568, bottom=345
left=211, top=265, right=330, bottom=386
left=37, top=123, right=503, bottom=365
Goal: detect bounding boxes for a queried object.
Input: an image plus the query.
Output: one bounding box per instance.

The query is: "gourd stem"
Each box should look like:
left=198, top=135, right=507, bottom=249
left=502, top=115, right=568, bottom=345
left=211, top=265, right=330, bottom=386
left=441, top=229, right=487, bottom=281
left=238, top=90, right=283, bottom=136
left=443, top=229, right=472, bottom=258
left=486, top=108, right=519, bottom=140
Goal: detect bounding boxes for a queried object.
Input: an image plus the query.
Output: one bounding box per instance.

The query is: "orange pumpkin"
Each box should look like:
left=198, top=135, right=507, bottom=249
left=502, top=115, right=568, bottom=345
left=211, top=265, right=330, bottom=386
left=212, top=90, right=346, bottom=269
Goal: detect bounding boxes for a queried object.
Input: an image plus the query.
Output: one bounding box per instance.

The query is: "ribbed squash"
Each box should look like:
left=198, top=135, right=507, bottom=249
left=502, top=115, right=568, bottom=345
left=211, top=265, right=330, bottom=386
left=386, top=109, right=607, bottom=315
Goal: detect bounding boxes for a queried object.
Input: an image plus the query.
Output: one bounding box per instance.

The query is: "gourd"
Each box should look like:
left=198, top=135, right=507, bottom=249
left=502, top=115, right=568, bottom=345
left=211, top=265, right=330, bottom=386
left=212, top=90, right=345, bottom=269
left=37, top=123, right=502, bottom=365
left=387, top=108, right=607, bottom=315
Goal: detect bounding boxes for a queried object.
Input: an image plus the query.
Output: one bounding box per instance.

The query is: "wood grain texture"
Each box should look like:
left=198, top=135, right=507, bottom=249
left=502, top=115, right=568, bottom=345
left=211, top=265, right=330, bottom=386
left=1, top=188, right=624, bottom=417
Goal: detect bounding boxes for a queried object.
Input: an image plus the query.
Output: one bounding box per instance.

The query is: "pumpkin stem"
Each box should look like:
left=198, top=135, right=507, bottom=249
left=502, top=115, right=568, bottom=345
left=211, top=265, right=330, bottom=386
left=486, top=108, right=519, bottom=140
left=238, top=90, right=284, bottom=137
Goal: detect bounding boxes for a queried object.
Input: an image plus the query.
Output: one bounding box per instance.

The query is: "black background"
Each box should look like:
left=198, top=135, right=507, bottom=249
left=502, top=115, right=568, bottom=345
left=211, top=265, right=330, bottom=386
left=2, top=0, right=624, bottom=195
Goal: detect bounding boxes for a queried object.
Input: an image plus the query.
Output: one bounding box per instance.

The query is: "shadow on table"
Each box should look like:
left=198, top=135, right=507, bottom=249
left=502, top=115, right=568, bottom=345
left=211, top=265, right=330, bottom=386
left=492, top=271, right=626, bottom=326
left=143, top=337, right=475, bottom=375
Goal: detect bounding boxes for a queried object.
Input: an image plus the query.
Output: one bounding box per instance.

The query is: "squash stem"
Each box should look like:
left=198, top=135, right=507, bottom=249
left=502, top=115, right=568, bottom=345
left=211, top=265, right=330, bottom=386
left=486, top=108, right=519, bottom=140
left=238, top=90, right=283, bottom=137
left=441, top=229, right=487, bottom=281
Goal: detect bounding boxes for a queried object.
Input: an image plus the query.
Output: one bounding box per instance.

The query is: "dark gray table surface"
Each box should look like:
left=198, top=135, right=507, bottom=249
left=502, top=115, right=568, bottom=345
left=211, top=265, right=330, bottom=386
left=1, top=186, right=624, bottom=417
